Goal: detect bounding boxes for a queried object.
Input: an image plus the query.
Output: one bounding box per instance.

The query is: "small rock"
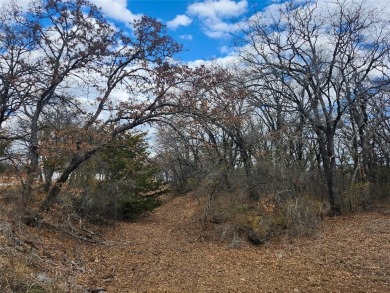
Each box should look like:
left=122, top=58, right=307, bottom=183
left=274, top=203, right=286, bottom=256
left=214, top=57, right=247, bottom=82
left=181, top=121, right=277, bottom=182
left=36, top=273, right=52, bottom=284
left=276, top=252, right=283, bottom=259
left=88, top=288, right=107, bottom=293
left=0, top=223, right=12, bottom=239
left=248, top=231, right=267, bottom=245
left=230, top=239, right=242, bottom=249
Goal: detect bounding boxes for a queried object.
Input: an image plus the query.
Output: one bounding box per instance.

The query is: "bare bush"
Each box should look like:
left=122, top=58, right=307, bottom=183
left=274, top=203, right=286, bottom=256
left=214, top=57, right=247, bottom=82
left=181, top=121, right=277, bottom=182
left=342, top=182, right=371, bottom=213
left=284, top=196, right=324, bottom=237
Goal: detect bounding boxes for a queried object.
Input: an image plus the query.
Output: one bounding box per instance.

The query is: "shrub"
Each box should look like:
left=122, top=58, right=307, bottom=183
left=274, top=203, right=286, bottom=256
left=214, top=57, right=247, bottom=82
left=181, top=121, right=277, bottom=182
left=73, top=180, right=161, bottom=223
left=118, top=194, right=161, bottom=220
left=342, top=182, right=371, bottom=213
left=283, top=196, right=323, bottom=237
left=68, top=132, right=163, bottom=223
left=203, top=192, right=323, bottom=245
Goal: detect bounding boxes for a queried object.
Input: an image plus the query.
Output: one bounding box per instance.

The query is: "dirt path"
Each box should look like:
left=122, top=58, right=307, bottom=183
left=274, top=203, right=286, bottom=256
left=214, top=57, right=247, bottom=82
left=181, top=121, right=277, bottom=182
left=71, top=195, right=390, bottom=293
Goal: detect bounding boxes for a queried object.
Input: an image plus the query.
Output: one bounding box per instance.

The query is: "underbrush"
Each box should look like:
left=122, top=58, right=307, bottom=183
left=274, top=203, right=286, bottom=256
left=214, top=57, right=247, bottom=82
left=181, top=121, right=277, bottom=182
left=71, top=182, right=161, bottom=223
left=26, top=177, right=163, bottom=225
left=342, top=182, right=371, bottom=213
left=0, top=220, right=66, bottom=293
left=0, top=256, right=64, bottom=293
left=0, top=188, right=91, bottom=293
left=197, top=191, right=326, bottom=246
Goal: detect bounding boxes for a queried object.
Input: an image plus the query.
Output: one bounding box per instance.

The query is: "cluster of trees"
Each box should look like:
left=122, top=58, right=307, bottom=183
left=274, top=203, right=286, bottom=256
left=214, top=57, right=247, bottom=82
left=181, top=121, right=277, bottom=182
left=156, top=0, right=390, bottom=215
left=0, top=0, right=389, bottom=218
left=0, top=0, right=198, bottom=213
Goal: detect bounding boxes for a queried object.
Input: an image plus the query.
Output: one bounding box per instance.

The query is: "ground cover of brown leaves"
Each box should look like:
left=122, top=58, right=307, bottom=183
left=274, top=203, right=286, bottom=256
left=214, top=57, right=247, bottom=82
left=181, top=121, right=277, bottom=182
left=1, top=192, right=390, bottom=292
left=77, top=195, right=389, bottom=292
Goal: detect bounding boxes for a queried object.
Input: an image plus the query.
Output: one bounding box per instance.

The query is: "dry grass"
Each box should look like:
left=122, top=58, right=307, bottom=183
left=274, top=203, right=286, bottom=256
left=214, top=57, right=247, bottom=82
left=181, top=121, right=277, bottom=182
left=0, top=188, right=389, bottom=292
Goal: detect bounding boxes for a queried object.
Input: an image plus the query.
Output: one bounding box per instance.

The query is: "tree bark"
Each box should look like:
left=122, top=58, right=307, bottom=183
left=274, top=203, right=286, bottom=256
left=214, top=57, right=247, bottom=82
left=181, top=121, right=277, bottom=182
left=41, top=148, right=100, bottom=210
left=316, top=130, right=342, bottom=215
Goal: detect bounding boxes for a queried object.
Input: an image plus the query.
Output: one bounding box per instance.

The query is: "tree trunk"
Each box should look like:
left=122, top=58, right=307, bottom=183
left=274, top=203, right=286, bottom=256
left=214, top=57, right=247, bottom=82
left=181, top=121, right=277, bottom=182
left=241, top=148, right=257, bottom=200
left=43, top=165, right=55, bottom=192
left=41, top=148, right=100, bottom=210
left=317, top=130, right=342, bottom=215
left=22, top=111, right=41, bottom=206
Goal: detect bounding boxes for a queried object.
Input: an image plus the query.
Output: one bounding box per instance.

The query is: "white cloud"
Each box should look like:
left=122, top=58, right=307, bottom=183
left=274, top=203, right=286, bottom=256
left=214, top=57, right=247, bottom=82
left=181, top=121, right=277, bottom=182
left=202, top=18, right=240, bottom=38
left=188, top=0, right=390, bottom=64
left=220, top=45, right=236, bottom=55
left=0, top=0, right=142, bottom=24
left=187, top=0, right=247, bottom=19
left=180, top=34, right=193, bottom=41
left=186, top=0, right=248, bottom=39
left=186, top=55, right=239, bottom=69
left=90, top=0, right=141, bottom=25
left=0, top=0, right=30, bottom=10
left=167, top=15, right=193, bottom=30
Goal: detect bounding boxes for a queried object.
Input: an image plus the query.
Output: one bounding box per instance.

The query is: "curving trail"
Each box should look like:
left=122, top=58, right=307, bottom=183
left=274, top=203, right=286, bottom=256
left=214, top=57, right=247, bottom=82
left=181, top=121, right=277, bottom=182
left=74, top=195, right=390, bottom=292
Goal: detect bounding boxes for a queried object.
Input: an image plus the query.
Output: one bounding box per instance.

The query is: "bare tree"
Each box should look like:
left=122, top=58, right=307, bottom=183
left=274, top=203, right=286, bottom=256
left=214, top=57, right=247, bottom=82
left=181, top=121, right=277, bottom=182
left=0, top=0, right=198, bottom=208
left=237, top=0, right=390, bottom=214
left=0, top=2, right=35, bottom=133
left=156, top=67, right=264, bottom=198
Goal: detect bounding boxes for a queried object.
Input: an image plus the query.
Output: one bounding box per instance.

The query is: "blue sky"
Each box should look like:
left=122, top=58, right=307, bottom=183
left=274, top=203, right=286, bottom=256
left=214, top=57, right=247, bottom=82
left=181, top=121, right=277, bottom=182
left=1, top=0, right=273, bottom=62
left=91, top=0, right=274, bottom=62
left=1, top=0, right=386, bottom=62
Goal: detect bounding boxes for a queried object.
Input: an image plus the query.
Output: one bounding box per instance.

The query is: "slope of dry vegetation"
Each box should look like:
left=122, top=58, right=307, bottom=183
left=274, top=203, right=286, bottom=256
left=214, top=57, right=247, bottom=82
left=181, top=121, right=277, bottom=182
left=1, top=190, right=389, bottom=293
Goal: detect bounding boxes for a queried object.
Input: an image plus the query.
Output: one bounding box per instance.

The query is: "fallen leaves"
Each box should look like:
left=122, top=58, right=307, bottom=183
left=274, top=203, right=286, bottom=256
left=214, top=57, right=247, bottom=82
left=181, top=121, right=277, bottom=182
left=1, top=193, right=389, bottom=292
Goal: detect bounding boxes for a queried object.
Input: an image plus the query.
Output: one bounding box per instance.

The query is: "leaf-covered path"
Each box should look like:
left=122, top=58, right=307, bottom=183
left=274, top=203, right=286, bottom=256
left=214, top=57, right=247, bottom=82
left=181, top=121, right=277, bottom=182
left=74, top=195, right=390, bottom=292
